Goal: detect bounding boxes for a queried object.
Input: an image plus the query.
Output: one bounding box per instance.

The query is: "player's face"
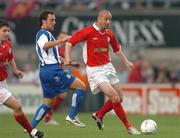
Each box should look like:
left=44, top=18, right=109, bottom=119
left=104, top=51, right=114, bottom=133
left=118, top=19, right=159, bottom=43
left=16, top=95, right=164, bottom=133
left=46, top=14, right=56, bottom=31
left=99, top=13, right=112, bottom=30
left=0, top=26, right=10, bottom=41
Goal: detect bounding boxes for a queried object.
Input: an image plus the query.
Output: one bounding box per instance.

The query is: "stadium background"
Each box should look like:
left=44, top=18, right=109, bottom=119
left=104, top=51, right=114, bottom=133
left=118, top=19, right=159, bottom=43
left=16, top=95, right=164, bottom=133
left=0, top=1, right=180, bottom=138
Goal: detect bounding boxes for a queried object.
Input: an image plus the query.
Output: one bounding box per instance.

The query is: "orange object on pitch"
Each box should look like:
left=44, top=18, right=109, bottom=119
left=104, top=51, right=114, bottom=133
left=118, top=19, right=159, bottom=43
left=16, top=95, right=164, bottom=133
left=72, top=67, right=89, bottom=88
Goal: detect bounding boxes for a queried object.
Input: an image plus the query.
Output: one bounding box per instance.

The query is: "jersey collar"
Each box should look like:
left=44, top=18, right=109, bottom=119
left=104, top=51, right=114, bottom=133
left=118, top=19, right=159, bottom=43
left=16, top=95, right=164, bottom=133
left=93, top=23, right=100, bottom=31
left=93, top=23, right=107, bottom=35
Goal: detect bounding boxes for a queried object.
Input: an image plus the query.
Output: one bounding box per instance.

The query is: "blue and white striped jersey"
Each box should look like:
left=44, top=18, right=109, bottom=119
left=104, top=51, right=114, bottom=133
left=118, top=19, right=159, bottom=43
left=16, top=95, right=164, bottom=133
left=35, top=28, right=61, bottom=66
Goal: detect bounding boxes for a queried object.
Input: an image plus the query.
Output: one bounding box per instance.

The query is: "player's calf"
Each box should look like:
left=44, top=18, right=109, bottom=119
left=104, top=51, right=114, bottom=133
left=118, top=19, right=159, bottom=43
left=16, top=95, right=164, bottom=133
left=68, top=89, right=86, bottom=120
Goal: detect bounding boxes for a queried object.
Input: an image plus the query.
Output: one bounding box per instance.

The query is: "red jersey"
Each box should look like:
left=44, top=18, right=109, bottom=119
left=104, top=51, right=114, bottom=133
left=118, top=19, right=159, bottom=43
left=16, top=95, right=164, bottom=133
left=67, top=23, right=121, bottom=67
left=128, top=63, right=143, bottom=83
left=58, top=46, right=65, bottom=58
left=0, top=40, right=14, bottom=81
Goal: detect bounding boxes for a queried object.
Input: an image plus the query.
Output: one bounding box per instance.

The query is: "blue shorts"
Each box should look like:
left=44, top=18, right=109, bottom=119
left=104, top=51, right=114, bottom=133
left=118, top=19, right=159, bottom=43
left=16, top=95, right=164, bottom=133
left=39, top=64, right=75, bottom=98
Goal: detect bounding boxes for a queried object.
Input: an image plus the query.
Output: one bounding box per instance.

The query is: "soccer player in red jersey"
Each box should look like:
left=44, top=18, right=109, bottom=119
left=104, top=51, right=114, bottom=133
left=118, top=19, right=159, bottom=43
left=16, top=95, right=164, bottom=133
left=0, top=20, right=44, bottom=138
left=64, top=10, right=141, bottom=135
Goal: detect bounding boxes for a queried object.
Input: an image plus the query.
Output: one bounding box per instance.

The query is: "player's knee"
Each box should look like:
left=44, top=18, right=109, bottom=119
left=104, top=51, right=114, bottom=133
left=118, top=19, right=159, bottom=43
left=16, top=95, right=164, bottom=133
left=119, top=97, right=123, bottom=103
left=78, top=82, right=87, bottom=91
left=118, top=93, right=123, bottom=103
left=13, top=102, right=22, bottom=113
left=110, top=94, right=120, bottom=103
left=43, top=99, right=54, bottom=107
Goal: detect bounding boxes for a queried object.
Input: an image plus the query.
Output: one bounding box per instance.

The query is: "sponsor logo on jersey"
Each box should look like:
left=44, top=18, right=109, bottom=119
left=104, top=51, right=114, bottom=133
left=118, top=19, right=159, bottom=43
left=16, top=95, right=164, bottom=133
left=54, top=76, right=60, bottom=82
left=94, top=48, right=108, bottom=52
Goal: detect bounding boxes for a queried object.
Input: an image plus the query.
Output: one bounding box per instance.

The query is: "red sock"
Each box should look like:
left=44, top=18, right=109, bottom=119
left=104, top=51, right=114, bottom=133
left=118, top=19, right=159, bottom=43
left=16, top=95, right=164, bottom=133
left=52, top=96, right=64, bottom=111
left=45, top=110, right=53, bottom=123
left=45, top=96, right=64, bottom=123
left=96, top=99, right=113, bottom=120
left=112, top=102, right=132, bottom=129
left=14, top=113, right=33, bottom=134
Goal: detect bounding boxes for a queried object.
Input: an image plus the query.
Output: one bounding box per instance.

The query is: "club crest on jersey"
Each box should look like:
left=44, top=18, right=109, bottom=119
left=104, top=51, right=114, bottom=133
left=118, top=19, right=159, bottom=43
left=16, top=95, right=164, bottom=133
left=95, top=48, right=108, bottom=52
left=66, top=74, right=71, bottom=79
left=54, top=76, right=60, bottom=82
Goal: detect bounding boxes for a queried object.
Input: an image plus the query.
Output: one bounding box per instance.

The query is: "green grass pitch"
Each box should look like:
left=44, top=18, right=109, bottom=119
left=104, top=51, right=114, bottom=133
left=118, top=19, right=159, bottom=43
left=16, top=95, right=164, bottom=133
left=0, top=113, right=180, bottom=138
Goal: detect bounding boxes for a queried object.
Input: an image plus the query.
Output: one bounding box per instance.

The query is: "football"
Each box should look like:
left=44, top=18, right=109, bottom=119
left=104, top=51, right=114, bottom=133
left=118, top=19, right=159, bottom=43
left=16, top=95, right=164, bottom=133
left=141, top=119, right=157, bottom=134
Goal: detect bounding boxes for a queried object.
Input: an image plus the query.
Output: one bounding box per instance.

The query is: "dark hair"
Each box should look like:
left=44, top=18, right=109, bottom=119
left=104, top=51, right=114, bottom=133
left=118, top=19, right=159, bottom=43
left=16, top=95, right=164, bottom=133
left=39, top=11, right=54, bottom=27
left=0, top=20, right=10, bottom=29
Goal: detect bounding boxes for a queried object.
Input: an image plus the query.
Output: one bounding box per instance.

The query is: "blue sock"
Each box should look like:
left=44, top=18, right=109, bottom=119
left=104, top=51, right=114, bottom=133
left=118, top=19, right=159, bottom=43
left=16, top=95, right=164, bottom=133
left=31, top=104, right=50, bottom=128
left=68, top=89, right=86, bottom=119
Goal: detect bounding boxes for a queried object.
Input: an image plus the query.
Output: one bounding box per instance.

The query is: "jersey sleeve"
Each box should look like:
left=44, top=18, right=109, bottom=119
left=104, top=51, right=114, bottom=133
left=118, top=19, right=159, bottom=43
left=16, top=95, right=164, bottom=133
left=110, top=32, right=121, bottom=53
left=8, top=47, right=14, bottom=61
left=67, top=28, right=89, bottom=46
left=6, top=40, right=14, bottom=61
left=58, top=46, right=65, bottom=58
left=37, top=34, right=49, bottom=49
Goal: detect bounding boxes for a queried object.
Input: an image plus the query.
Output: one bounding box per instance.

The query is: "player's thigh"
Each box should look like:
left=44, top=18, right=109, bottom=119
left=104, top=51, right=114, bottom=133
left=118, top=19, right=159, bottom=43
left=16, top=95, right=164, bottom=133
left=99, top=81, right=119, bottom=99
left=4, top=96, right=22, bottom=111
left=70, top=77, right=86, bottom=90
left=112, top=83, right=123, bottom=102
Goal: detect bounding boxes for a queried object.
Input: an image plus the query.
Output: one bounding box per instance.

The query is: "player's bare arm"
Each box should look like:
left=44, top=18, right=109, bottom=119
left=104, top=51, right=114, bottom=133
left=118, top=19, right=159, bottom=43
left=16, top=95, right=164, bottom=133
left=64, top=43, right=73, bottom=65
left=59, top=56, right=65, bottom=62
left=9, top=58, right=24, bottom=78
left=116, top=50, right=134, bottom=70
left=61, top=55, right=80, bottom=68
left=43, top=35, right=71, bottom=50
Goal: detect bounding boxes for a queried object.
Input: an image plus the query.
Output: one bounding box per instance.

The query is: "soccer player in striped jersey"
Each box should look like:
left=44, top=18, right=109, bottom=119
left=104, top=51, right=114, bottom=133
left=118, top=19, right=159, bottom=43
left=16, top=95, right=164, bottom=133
left=44, top=32, right=89, bottom=125
left=0, top=20, right=44, bottom=138
left=31, top=11, right=87, bottom=128
left=44, top=32, right=78, bottom=125
left=64, top=10, right=141, bottom=135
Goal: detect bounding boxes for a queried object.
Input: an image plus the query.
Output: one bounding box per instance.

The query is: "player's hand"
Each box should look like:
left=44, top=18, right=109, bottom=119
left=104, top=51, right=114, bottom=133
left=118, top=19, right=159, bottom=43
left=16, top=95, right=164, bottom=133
left=70, top=61, right=81, bottom=68
left=14, top=69, right=24, bottom=78
left=125, top=61, right=134, bottom=70
left=62, top=35, right=71, bottom=42
left=59, top=56, right=65, bottom=62
left=64, top=59, right=71, bottom=66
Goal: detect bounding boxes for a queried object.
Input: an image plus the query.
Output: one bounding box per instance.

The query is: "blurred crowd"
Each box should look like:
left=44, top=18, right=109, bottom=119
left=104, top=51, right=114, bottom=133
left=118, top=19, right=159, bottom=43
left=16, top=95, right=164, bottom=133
left=1, top=0, right=180, bottom=84
left=1, top=0, right=180, bottom=19
left=117, top=56, right=180, bottom=84
left=7, top=57, right=180, bottom=85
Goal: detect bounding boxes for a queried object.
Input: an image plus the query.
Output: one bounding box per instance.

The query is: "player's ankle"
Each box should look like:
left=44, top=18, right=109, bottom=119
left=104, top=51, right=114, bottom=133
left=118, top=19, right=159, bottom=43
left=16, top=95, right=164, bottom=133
left=127, top=124, right=133, bottom=129
left=96, top=112, right=104, bottom=120
left=45, top=116, right=51, bottom=123
left=96, top=112, right=103, bottom=120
